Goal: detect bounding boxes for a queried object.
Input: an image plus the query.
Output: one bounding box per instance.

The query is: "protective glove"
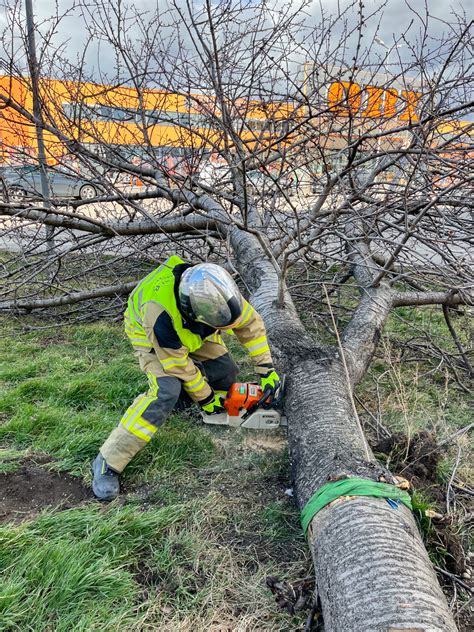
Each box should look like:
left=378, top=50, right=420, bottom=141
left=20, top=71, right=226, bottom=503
left=260, top=369, right=281, bottom=397
left=200, top=392, right=225, bottom=415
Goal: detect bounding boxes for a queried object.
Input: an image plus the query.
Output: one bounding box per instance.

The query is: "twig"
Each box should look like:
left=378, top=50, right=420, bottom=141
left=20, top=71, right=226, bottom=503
left=354, top=393, right=391, bottom=439
left=446, top=443, right=462, bottom=515
left=452, top=481, right=474, bottom=497
left=438, top=423, right=473, bottom=447
left=322, top=283, right=372, bottom=461
left=442, top=304, right=473, bottom=377
left=434, top=566, right=473, bottom=594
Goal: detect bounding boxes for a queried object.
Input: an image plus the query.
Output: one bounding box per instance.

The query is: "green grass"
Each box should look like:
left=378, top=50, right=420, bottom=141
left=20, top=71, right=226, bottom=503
left=0, top=503, right=191, bottom=631
left=0, top=322, right=219, bottom=477
left=357, top=306, right=472, bottom=441
left=0, top=310, right=471, bottom=630
left=0, top=319, right=308, bottom=631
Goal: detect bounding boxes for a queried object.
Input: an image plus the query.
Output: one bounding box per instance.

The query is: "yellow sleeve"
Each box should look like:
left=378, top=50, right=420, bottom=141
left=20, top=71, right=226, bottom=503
left=232, top=300, right=273, bottom=374
left=143, top=302, right=212, bottom=402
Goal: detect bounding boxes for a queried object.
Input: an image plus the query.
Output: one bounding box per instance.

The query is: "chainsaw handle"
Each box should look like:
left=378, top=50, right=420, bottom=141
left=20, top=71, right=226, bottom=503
left=241, top=385, right=273, bottom=420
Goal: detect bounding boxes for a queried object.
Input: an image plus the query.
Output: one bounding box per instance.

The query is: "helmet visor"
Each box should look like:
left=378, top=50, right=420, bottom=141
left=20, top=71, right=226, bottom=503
left=179, top=264, right=243, bottom=328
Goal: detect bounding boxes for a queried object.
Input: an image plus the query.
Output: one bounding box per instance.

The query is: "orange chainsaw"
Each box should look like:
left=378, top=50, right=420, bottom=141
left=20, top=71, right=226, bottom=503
left=202, top=376, right=286, bottom=429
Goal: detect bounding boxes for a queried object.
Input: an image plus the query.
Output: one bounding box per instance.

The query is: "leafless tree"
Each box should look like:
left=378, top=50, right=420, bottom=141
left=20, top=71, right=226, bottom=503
left=0, top=1, right=472, bottom=630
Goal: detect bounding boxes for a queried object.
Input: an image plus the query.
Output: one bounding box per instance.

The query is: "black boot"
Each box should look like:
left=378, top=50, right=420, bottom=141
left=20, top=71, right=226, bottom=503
left=92, top=453, right=120, bottom=501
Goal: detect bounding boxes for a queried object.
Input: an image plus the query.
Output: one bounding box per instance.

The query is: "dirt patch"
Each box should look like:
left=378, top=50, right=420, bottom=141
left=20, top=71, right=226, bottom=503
left=374, top=430, right=441, bottom=486
left=242, top=431, right=287, bottom=452
left=0, top=462, right=91, bottom=523
left=374, top=430, right=472, bottom=581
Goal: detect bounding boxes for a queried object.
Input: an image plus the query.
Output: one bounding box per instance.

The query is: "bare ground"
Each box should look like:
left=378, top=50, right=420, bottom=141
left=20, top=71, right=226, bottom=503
left=0, top=460, right=91, bottom=522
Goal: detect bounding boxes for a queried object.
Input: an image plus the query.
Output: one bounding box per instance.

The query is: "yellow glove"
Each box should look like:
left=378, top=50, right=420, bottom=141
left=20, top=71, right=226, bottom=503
left=200, top=393, right=225, bottom=415
left=260, top=369, right=281, bottom=397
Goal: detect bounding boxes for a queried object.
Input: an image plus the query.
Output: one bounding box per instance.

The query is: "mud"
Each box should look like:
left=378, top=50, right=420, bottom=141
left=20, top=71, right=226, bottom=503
left=0, top=461, right=91, bottom=522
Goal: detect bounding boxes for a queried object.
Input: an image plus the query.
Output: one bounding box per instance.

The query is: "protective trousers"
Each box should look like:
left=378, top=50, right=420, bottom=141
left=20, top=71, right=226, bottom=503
left=100, top=343, right=238, bottom=472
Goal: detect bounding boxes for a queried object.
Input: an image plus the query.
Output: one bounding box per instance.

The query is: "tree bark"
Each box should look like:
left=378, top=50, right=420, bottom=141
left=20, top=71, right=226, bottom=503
left=287, top=357, right=457, bottom=632
left=230, top=227, right=457, bottom=631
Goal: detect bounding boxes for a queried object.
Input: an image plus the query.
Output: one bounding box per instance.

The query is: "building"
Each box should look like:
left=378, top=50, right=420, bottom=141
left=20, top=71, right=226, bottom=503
left=0, top=75, right=294, bottom=170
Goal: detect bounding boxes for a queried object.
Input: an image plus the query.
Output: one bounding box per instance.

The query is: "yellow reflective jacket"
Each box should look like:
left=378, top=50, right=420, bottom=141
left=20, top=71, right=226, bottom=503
left=124, top=256, right=273, bottom=401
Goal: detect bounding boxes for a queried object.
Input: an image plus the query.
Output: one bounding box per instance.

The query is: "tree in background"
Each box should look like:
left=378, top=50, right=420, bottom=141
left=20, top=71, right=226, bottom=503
left=0, top=1, right=472, bottom=630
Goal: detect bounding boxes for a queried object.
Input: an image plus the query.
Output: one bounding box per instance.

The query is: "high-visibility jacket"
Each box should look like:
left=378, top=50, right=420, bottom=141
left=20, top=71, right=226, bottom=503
left=124, top=255, right=273, bottom=402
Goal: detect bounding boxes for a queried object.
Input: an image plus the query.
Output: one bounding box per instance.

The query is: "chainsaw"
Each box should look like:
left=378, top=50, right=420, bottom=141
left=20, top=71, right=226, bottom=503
left=201, top=376, right=286, bottom=430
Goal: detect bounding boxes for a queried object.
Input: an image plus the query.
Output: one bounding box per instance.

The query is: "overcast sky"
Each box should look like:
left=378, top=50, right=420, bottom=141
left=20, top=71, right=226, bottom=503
left=0, top=0, right=469, bottom=81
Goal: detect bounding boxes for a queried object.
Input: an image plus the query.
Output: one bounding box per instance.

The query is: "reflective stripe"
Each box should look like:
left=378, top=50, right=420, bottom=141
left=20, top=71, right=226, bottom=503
left=127, top=417, right=157, bottom=442
left=243, top=335, right=267, bottom=351
left=121, top=396, right=152, bottom=431
left=128, top=336, right=151, bottom=343
left=184, top=378, right=206, bottom=393
left=235, top=302, right=253, bottom=328
left=121, top=396, right=157, bottom=440
left=128, top=298, right=143, bottom=326
left=183, top=373, right=206, bottom=393
left=119, top=372, right=161, bottom=442
left=206, top=332, right=222, bottom=344
left=147, top=374, right=159, bottom=395
left=124, top=256, right=204, bottom=355
left=121, top=375, right=159, bottom=426
left=161, top=355, right=189, bottom=369
left=130, top=341, right=153, bottom=349
left=244, top=334, right=270, bottom=358
left=248, top=344, right=270, bottom=358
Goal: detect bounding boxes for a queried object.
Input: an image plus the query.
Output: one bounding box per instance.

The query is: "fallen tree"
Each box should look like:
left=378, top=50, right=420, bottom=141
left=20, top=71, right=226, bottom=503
left=1, top=1, right=472, bottom=629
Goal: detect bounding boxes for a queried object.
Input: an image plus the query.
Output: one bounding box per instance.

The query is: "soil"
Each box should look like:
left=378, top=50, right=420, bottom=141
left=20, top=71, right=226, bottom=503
left=0, top=461, right=91, bottom=523
left=373, top=428, right=473, bottom=621
left=374, top=430, right=441, bottom=487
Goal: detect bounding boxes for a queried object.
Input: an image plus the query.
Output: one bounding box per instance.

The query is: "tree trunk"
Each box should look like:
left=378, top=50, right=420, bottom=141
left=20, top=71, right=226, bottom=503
left=230, top=229, right=457, bottom=631
left=286, top=356, right=457, bottom=631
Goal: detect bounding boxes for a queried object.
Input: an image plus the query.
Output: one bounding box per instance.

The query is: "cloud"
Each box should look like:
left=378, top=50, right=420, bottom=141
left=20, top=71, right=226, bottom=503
left=0, top=0, right=469, bottom=79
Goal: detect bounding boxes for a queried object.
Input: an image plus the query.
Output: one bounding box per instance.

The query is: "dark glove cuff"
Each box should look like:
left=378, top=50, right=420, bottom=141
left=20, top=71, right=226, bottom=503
left=199, top=392, right=215, bottom=407
left=257, top=363, right=274, bottom=377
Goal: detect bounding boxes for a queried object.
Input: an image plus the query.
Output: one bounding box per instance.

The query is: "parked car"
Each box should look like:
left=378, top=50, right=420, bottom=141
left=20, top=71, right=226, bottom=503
left=0, top=165, right=104, bottom=201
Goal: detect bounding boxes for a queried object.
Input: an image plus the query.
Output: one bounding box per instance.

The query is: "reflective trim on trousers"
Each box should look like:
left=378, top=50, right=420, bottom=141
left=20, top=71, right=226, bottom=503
left=183, top=372, right=206, bottom=394
left=126, top=416, right=157, bottom=442
left=120, top=392, right=159, bottom=442
left=161, top=355, right=189, bottom=370
left=120, top=375, right=159, bottom=442
left=244, top=335, right=268, bottom=355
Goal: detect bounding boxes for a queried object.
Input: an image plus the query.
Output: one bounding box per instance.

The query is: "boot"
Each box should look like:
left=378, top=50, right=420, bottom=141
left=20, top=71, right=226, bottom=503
left=92, top=453, right=120, bottom=501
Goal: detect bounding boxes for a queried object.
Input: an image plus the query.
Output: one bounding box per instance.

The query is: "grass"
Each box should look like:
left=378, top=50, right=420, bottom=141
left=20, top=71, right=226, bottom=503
left=358, top=307, right=472, bottom=442
left=0, top=319, right=309, bottom=631
left=0, top=309, right=471, bottom=631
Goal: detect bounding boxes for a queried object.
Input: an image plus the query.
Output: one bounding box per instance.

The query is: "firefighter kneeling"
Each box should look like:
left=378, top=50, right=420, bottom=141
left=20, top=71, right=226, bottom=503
left=92, top=255, right=281, bottom=501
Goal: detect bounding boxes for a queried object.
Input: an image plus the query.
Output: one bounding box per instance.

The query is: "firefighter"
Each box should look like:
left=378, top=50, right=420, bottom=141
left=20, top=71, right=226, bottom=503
left=92, top=255, right=281, bottom=500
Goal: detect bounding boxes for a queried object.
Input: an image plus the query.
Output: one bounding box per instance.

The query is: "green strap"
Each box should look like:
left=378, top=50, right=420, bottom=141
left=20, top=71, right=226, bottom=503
left=301, top=477, right=412, bottom=534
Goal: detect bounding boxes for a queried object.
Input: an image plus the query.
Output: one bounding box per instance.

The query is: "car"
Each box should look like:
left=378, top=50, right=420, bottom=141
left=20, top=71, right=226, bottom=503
left=0, top=165, right=104, bottom=201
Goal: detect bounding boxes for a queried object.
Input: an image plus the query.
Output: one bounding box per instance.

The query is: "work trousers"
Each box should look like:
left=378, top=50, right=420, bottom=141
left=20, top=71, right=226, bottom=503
left=100, top=342, right=238, bottom=472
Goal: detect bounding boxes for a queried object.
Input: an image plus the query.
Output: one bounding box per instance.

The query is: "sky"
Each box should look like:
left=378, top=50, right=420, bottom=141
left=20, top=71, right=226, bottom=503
left=0, top=0, right=469, bottom=82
